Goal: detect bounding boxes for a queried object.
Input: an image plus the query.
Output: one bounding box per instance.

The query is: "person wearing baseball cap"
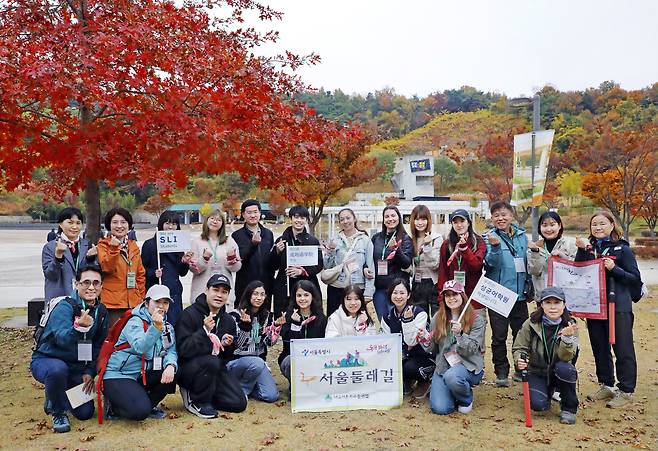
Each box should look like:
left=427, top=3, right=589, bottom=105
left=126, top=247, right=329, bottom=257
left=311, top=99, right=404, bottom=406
left=438, top=208, right=487, bottom=313
left=174, top=272, right=247, bottom=419
left=512, top=286, right=579, bottom=425
left=102, top=284, right=178, bottom=421
left=419, top=279, right=487, bottom=415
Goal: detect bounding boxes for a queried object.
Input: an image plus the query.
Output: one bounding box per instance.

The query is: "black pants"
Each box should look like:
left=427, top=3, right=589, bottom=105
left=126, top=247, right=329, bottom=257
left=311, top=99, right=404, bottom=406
left=326, top=285, right=344, bottom=317
left=178, top=355, right=247, bottom=413
left=411, top=278, right=438, bottom=316
left=103, top=370, right=177, bottom=420
left=527, top=361, right=579, bottom=414
left=488, top=301, right=529, bottom=378
left=403, top=354, right=436, bottom=383
left=586, top=312, right=637, bottom=393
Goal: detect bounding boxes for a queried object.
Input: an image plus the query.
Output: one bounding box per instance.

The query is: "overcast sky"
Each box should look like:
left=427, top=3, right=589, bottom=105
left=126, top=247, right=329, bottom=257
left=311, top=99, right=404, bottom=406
left=256, top=0, right=658, bottom=97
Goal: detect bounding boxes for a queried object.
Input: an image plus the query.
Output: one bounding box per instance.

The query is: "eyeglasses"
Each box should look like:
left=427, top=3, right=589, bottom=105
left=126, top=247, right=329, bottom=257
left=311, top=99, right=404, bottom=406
left=78, top=280, right=102, bottom=288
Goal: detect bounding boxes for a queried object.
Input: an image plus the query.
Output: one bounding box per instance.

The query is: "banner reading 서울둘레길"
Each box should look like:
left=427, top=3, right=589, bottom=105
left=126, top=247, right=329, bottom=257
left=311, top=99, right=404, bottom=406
left=290, top=334, right=403, bottom=413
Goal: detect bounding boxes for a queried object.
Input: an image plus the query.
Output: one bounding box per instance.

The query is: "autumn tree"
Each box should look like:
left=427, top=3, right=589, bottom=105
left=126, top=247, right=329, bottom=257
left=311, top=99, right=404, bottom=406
left=142, top=194, right=171, bottom=219
left=556, top=170, right=582, bottom=207
left=288, top=122, right=381, bottom=235
left=580, top=124, right=658, bottom=239
left=0, top=0, right=325, bottom=242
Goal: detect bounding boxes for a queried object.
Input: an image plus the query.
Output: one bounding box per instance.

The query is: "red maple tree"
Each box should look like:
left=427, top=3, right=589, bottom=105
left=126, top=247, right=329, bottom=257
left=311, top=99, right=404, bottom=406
left=0, top=0, right=325, bottom=241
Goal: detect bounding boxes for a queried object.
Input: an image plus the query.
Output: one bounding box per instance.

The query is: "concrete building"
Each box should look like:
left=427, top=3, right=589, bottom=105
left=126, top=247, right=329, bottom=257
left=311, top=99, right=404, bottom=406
left=391, top=155, right=435, bottom=199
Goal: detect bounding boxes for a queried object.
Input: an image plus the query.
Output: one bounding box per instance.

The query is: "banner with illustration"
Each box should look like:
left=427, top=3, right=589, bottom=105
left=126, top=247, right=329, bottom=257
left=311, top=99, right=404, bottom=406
left=290, top=334, right=403, bottom=413
left=511, top=130, right=555, bottom=207
left=547, top=256, right=607, bottom=319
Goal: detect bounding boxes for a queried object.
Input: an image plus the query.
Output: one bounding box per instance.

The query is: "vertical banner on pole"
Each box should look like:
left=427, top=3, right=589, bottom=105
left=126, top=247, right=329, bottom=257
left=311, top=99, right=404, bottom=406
left=511, top=130, right=555, bottom=207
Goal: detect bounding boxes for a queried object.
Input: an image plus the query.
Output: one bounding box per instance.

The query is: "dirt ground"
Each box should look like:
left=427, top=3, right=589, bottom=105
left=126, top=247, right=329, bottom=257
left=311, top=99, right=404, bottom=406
left=0, top=294, right=656, bottom=451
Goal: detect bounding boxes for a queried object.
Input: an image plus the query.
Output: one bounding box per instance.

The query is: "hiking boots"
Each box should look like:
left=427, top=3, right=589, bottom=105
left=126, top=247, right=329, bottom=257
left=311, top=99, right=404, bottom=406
left=149, top=406, right=167, bottom=419
left=495, top=375, right=510, bottom=387
left=52, top=413, right=70, bottom=433
left=586, top=384, right=615, bottom=401
left=560, top=410, right=576, bottom=425
left=412, top=380, right=431, bottom=399
left=606, top=391, right=633, bottom=409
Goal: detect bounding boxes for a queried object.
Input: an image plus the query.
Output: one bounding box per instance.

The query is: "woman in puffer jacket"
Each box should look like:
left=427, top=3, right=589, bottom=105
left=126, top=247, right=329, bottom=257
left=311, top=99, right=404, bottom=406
left=102, top=285, right=178, bottom=421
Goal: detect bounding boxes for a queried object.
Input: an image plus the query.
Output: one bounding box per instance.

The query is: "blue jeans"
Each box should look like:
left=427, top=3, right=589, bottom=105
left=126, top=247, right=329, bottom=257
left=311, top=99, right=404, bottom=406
left=429, top=364, right=483, bottom=415
left=373, top=288, right=391, bottom=320
left=31, top=357, right=94, bottom=419
left=226, top=356, right=279, bottom=403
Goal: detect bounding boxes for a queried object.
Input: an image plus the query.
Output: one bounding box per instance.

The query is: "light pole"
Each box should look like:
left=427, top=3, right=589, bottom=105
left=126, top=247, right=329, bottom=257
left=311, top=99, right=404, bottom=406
left=509, top=95, right=541, bottom=241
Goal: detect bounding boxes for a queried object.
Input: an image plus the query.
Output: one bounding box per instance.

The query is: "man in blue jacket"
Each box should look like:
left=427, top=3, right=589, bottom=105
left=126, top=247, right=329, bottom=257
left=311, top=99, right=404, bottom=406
left=31, top=264, right=109, bottom=433
left=484, top=201, right=530, bottom=387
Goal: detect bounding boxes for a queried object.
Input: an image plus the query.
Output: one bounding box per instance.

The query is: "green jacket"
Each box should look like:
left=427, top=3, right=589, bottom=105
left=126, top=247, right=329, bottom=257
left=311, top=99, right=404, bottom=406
left=512, top=318, right=578, bottom=376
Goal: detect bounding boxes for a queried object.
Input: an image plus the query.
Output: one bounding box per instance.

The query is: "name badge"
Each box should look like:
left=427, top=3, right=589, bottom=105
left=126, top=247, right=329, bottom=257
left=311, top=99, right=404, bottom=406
left=345, top=258, right=359, bottom=274
left=153, top=356, right=163, bottom=371
left=514, top=257, right=525, bottom=273
left=444, top=350, right=461, bottom=367
left=453, top=271, right=466, bottom=285
left=71, top=278, right=77, bottom=291
left=414, top=271, right=422, bottom=283
left=377, top=260, right=388, bottom=276
left=126, top=271, right=136, bottom=289
left=77, top=340, right=92, bottom=362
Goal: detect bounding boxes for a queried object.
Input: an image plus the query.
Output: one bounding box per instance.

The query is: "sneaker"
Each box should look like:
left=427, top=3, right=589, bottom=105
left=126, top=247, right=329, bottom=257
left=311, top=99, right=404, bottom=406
left=512, top=371, right=523, bottom=382
left=187, top=402, right=217, bottom=419
left=457, top=401, right=473, bottom=414
left=495, top=376, right=510, bottom=388
left=149, top=406, right=167, bottom=419
left=559, top=410, right=576, bottom=425
left=412, top=380, right=431, bottom=399
left=606, top=391, right=633, bottom=409
left=43, top=397, right=53, bottom=415
left=586, top=384, right=615, bottom=401
left=52, top=413, right=70, bottom=433
left=552, top=391, right=562, bottom=402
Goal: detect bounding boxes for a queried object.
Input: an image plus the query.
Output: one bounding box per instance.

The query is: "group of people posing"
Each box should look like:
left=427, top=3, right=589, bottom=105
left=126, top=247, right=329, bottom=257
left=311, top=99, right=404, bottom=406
left=33, top=199, right=642, bottom=432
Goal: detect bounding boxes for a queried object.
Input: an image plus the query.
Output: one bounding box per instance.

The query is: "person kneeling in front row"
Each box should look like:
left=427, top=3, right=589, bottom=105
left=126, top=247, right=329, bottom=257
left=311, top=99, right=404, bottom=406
left=102, top=284, right=178, bottom=420
left=31, top=264, right=109, bottom=433
left=512, top=286, right=579, bottom=425
left=420, top=280, right=486, bottom=414
left=175, top=274, right=247, bottom=418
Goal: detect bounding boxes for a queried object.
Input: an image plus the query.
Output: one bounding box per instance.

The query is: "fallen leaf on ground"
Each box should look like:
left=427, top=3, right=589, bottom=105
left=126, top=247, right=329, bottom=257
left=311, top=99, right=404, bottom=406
left=79, top=435, right=95, bottom=442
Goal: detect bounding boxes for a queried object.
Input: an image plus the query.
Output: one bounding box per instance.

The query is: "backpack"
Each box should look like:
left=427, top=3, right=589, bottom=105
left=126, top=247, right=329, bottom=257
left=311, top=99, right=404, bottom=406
left=32, top=296, right=80, bottom=351
left=630, top=280, right=647, bottom=303
left=95, top=310, right=147, bottom=424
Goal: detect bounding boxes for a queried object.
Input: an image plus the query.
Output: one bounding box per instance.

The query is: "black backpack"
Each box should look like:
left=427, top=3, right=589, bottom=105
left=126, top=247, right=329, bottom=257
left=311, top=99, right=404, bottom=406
left=32, top=296, right=81, bottom=350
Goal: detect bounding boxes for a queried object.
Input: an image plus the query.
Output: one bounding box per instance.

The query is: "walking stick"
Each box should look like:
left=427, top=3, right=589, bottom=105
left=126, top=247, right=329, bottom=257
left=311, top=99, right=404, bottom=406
left=521, top=352, right=532, bottom=428
left=608, top=277, right=616, bottom=345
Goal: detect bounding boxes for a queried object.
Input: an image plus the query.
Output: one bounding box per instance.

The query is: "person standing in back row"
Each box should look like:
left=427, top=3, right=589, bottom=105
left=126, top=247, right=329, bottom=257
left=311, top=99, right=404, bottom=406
left=270, top=206, right=323, bottom=318
left=231, top=200, right=275, bottom=307
left=483, top=201, right=529, bottom=387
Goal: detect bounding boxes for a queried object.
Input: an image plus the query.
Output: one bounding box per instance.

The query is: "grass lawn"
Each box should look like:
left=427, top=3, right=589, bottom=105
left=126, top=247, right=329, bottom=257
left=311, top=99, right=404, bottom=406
left=0, top=294, right=656, bottom=450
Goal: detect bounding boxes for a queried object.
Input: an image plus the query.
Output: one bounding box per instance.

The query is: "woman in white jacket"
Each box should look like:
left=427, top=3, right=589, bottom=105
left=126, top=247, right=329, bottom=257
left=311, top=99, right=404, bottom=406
left=527, top=211, right=576, bottom=301
left=409, top=205, right=442, bottom=315
left=325, top=285, right=378, bottom=337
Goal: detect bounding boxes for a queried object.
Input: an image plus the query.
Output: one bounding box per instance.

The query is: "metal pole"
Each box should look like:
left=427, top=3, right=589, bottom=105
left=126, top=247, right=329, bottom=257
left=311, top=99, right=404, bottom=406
left=531, top=95, right=541, bottom=241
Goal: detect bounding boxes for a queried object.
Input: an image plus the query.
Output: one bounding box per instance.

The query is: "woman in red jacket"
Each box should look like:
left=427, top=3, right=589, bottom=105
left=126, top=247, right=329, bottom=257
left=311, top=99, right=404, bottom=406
left=437, top=209, right=486, bottom=311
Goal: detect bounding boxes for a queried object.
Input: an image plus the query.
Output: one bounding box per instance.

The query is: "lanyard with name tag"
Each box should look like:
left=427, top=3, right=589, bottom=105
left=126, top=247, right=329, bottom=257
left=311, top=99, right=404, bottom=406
left=514, top=257, right=525, bottom=273
left=377, top=260, right=388, bottom=276
left=454, top=271, right=466, bottom=285
left=77, top=340, right=92, bottom=362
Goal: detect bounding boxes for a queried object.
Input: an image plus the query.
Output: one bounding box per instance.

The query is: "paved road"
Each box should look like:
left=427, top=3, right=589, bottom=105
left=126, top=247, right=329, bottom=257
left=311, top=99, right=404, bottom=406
left=1, top=228, right=656, bottom=308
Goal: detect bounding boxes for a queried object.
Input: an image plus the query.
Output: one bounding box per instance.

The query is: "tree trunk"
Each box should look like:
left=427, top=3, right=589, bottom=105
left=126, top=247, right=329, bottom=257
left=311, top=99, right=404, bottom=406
left=308, top=198, right=328, bottom=237
left=85, top=177, right=101, bottom=244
